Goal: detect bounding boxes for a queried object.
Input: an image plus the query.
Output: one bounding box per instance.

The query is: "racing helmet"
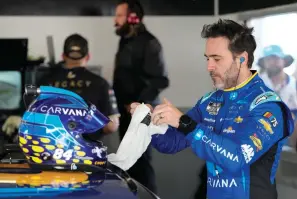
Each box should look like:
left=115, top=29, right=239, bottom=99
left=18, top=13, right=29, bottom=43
left=18, top=86, right=110, bottom=171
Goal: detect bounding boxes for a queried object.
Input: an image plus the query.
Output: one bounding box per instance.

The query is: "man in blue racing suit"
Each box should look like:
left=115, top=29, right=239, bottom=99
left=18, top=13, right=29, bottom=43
left=130, top=19, right=294, bottom=199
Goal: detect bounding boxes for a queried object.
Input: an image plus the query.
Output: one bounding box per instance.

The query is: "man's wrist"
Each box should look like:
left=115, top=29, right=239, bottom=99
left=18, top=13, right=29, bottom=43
left=177, top=114, right=197, bottom=135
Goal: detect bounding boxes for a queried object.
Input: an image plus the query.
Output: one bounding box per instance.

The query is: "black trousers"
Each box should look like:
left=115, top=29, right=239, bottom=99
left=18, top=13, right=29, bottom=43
left=194, top=164, right=207, bottom=199
left=119, top=111, right=157, bottom=194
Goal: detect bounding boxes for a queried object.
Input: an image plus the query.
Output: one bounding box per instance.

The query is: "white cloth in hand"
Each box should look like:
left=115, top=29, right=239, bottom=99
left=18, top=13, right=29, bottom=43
left=107, top=103, right=168, bottom=170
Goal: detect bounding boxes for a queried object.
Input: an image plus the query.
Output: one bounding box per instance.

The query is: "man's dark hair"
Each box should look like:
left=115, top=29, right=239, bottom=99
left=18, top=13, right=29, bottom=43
left=63, top=33, right=89, bottom=60
left=117, top=0, right=144, bottom=21
left=201, top=19, right=256, bottom=68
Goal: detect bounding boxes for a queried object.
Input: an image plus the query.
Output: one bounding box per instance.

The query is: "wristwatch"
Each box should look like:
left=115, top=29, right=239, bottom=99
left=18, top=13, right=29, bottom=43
left=177, top=114, right=197, bottom=135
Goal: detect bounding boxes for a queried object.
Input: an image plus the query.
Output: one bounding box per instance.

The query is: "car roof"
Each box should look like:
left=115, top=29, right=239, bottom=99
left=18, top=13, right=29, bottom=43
left=0, top=167, right=139, bottom=199
left=0, top=144, right=159, bottom=199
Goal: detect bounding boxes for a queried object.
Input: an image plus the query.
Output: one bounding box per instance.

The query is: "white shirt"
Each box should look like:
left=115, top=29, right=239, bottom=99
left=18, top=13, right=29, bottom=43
left=260, top=72, right=297, bottom=110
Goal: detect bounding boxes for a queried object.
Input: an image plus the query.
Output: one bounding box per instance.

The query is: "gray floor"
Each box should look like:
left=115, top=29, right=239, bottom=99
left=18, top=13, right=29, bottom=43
left=103, top=122, right=297, bottom=199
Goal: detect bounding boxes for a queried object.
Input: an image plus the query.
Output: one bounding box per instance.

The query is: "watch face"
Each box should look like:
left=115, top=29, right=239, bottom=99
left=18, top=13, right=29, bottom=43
left=181, top=115, right=192, bottom=125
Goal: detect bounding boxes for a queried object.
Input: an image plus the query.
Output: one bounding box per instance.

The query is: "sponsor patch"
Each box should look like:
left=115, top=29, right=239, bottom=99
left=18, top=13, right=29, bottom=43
left=223, top=127, right=235, bottom=134
left=234, top=116, right=243, bottom=123
left=258, top=119, right=274, bottom=134
left=250, top=133, right=262, bottom=151
left=241, top=144, right=254, bottom=164
left=206, top=102, right=222, bottom=115
left=263, top=112, right=278, bottom=127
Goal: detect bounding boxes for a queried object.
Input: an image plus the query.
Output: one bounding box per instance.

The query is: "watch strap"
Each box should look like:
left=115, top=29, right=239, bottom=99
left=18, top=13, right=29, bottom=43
left=177, top=114, right=197, bottom=135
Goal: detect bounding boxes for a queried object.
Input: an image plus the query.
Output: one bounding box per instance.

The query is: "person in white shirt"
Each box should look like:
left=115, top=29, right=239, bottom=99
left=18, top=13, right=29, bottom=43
left=258, top=45, right=297, bottom=150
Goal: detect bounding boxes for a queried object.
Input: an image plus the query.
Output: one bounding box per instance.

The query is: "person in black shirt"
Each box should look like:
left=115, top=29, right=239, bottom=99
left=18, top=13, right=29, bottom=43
left=38, top=34, right=120, bottom=135
left=2, top=34, right=120, bottom=138
left=113, top=0, right=169, bottom=193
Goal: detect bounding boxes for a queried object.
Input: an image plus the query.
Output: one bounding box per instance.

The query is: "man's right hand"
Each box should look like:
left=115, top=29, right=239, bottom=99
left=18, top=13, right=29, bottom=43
left=130, top=102, right=153, bottom=115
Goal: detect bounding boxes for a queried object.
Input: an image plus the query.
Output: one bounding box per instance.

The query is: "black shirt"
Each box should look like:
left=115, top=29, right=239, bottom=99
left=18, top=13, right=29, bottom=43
left=113, top=25, right=169, bottom=111
left=37, top=66, right=119, bottom=118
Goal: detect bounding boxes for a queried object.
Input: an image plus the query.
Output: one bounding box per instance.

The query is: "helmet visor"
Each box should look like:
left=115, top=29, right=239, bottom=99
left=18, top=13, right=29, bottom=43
left=81, top=103, right=110, bottom=133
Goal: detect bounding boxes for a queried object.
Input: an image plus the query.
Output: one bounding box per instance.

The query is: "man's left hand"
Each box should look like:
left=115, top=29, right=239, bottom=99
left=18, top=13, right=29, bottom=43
left=2, top=116, right=22, bottom=136
left=152, top=98, right=183, bottom=128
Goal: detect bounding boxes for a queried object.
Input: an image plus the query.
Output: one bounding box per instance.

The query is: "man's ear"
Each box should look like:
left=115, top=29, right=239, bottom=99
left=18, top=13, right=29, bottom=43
left=238, top=51, right=248, bottom=66
left=86, top=53, right=91, bottom=61
left=62, top=53, right=66, bottom=61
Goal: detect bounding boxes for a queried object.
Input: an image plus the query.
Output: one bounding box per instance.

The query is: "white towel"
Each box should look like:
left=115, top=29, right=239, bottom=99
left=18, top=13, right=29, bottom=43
left=107, top=103, right=168, bottom=170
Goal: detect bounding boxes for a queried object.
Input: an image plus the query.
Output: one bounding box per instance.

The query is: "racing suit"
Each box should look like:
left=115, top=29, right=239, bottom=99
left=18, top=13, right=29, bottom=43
left=151, top=71, right=294, bottom=199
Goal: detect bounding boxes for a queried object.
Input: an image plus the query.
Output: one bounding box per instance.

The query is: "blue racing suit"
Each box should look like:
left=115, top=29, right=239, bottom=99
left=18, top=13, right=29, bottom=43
left=151, top=71, right=294, bottom=199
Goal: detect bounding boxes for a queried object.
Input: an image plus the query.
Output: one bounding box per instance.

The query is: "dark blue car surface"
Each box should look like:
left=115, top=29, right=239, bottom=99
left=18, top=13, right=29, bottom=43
left=0, top=145, right=160, bottom=199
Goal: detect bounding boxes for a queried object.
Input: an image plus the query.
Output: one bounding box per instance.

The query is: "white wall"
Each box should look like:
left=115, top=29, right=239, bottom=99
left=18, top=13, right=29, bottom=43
left=1, top=6, right=294, bottom=107
left=0, top=16, right=221, bottom=107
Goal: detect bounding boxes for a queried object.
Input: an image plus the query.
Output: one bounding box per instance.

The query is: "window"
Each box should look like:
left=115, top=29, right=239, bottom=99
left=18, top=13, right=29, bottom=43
left=0, top=71, right=22, bottom=110
left=248, top=12, right=297, bottom=75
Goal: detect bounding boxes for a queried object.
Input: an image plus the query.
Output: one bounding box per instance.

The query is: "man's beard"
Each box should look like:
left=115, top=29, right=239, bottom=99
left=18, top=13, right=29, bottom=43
left=115, top=23, right=131, bottom=37
left=266, top=67, right=282, bottom=78
left=211, top=61, right=240, bottom=90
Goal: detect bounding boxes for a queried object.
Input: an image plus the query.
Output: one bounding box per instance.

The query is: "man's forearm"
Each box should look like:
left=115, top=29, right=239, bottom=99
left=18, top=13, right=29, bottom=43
left=103, top=115, right=120, bottom=134
left=184, top=118, right=284, bottom=174
left=151, top=126, right=190, bottom=154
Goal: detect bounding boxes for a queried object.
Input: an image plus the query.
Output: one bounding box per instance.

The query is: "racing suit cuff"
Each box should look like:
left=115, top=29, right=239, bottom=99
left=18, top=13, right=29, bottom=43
left=151, top=134, right=160, bottom=146
left=185, top=124, right=204, bottom=141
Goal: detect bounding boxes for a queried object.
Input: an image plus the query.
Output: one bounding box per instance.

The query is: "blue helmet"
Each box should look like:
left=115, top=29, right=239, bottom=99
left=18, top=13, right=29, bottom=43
left=19, top=86, right=110, bottom=171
